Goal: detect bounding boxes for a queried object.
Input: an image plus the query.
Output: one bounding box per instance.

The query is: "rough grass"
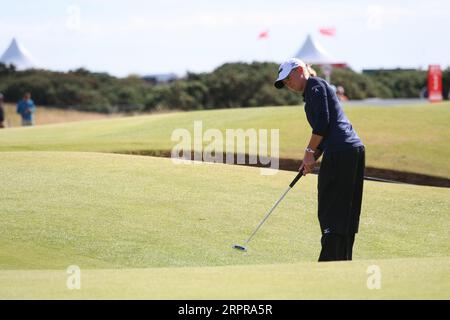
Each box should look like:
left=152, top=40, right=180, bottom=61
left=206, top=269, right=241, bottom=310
left=2, top=103, right=114, bottom=127
left=0, top=102, right=449, bottom=179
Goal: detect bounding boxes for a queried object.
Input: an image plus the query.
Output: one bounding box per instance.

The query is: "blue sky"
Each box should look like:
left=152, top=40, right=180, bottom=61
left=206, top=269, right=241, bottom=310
left=0, top=0, right=448, bottom=77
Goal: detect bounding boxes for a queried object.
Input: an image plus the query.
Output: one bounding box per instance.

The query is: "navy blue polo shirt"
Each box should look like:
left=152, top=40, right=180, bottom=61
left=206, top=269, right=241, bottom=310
left=303, top=77, right=363, bottom=153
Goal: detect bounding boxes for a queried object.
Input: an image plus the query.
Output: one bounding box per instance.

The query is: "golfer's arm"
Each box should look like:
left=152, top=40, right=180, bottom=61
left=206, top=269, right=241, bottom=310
left=306, top=134, right=324, bottom=160
left=307, top=134, right=323, bottom=152
left=308, top=85, right=328, bottom=159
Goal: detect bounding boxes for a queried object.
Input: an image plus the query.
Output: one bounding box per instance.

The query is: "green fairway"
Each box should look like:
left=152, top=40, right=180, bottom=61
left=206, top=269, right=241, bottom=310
left=0, top=102, right=449, bottom=179
left=1, top=152, right=449, bottom=299
left=1, top=152, right=449, bottom=268
left=1, top=257, right=449, bottom=299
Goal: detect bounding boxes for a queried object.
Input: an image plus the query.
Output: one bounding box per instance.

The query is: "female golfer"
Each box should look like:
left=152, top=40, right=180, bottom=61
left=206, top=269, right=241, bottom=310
left=274, top=58, right=365, bottom=261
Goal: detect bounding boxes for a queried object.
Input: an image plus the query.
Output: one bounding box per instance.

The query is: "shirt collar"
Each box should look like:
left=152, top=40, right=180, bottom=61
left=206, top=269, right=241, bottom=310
left=302, top=76, right=314, bottom=101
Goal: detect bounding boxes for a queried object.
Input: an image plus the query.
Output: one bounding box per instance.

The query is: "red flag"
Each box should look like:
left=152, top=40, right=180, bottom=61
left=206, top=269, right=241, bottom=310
left=428, top=65, right=443, bottom=102
left=258, top=30, right=269, bottom=39
left=319, top=28, right=336, bottom=36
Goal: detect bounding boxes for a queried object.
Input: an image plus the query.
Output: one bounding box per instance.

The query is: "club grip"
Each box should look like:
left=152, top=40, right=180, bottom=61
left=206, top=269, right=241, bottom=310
left=289, top=168, right=304, bottom=188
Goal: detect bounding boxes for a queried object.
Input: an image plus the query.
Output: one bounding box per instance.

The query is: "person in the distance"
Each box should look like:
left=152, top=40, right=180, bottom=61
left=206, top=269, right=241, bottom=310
left=17, top=92, right=36, bottom=126
left=0, top=93, right=5, bottom=128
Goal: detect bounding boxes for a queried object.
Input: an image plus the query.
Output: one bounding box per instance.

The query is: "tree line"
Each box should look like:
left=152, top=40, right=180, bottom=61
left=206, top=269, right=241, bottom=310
left=0, top=62, right=448, bottom=113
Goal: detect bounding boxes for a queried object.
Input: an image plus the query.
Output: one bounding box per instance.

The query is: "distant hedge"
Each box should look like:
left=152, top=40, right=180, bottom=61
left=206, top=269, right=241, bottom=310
left=0, top=62, right=448, bottom=113
left=362, top=69, right=428, bottom=98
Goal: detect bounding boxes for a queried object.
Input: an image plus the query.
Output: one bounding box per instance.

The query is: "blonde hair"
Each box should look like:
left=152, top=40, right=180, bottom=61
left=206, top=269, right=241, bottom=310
left=296, top=61, right=317, bottom=77
left=306, top=64, right=317, bottom=77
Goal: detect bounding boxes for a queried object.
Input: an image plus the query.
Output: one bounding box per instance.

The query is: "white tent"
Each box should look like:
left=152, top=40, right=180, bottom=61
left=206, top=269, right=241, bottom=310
left=0, top=38, right=37, bottom=70
left=295, top=34, right=345, bottom=67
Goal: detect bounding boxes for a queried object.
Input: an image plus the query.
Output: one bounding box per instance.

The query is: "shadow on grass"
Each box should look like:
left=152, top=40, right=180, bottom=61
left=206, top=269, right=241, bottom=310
left=112, top=149, right=450, bottom=188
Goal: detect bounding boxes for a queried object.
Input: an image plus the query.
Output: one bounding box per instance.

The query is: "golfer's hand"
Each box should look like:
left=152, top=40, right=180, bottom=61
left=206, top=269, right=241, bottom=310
left=299, top=151, right=316, bottom=175
left=314, top=149, right=323, bottom=161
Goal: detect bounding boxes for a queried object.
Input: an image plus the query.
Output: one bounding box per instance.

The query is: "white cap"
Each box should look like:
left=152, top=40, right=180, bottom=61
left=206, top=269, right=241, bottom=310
left=274, top=58, right=306, bottom=89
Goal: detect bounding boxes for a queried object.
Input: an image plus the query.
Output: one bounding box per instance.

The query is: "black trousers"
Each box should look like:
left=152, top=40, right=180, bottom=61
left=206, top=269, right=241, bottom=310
left=319, top=233, right=355, bottom=261
left=317, top=146, right=365, bottom=262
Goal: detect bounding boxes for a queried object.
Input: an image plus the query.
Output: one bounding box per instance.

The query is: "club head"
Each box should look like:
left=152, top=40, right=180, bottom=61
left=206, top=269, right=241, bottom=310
left=232, top=244, right=248, bottom=252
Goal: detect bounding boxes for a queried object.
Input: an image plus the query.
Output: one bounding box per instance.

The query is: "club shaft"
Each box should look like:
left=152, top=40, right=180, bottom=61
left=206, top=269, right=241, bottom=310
left=244, top=186, right=292, bottom=245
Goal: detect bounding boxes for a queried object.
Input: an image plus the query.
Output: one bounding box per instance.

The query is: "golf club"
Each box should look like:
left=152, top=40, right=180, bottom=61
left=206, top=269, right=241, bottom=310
left=232, top=167, right=305, bottom=252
